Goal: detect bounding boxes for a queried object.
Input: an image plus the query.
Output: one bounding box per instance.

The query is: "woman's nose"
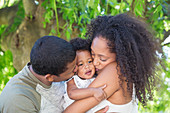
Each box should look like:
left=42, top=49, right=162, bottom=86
left=93, top=58, right=99, bottom=66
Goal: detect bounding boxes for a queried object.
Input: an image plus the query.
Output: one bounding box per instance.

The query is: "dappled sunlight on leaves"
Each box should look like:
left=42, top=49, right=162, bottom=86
left=0, top=50, right=17, bottom=93
left=0, top=0, right=169, bottom=112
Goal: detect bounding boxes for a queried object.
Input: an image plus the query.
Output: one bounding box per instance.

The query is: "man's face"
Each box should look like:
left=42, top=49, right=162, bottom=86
left=53, top=57, right=77, bottom=82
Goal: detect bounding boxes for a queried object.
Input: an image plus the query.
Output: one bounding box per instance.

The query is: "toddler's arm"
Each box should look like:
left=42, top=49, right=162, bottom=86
left=67, top=78, right=106, bottom=102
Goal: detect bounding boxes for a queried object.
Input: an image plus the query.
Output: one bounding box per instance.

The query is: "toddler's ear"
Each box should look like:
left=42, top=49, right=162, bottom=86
left=45, top=74, right=54, bottom=82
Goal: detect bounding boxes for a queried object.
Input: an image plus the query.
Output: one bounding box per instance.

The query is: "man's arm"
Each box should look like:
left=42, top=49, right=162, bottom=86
left=67, top=78, right=106, bottom=101
left=64, top=62, right=120, bottom=113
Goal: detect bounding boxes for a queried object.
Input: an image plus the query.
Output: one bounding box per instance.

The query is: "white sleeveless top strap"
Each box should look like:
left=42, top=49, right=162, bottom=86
left=87, top=84, right=138, bottom=113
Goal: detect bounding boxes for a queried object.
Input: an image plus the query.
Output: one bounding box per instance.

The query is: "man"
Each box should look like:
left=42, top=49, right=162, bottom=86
left=0, top=36, right=77, bottom=113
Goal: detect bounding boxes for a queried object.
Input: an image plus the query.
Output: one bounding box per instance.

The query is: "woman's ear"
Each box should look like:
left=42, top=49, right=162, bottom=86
left=45, top=74, right=54, bottom=82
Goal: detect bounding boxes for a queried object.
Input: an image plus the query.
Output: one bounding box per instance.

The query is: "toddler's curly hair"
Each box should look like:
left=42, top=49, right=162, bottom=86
left=70, top=37, right=90, bottom=51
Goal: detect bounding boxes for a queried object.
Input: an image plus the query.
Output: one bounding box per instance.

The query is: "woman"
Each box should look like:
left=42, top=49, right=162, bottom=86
left=64, top=13, right=160, bottom=113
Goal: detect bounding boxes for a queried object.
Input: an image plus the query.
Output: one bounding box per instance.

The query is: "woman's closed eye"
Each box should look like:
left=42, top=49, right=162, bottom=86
left=100, top=58, right=107, bottom=62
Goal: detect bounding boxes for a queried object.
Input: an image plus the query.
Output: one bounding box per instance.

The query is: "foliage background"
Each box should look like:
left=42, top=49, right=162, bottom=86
left=0, top=0, right=169, bottom=112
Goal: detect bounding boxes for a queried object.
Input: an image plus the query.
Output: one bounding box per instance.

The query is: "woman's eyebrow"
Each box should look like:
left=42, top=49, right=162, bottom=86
left=98, top=54, right=110, bottom=59
left=98, top=54, right=106, bottom=57
left=91, top=48, right=109, bottom=58
left=91, top=50, right=108, bottom=58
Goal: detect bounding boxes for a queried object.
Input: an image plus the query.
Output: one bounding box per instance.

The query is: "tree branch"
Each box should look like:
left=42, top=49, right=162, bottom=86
left=130, top=0, right=135, bottom=14
left=23, top=0, right=37, bottom=17
left=162, top=42, right=170, bottom=47
left=143, top=0, right=148, bottom=17
left=0, top=5, right=18, bottom=25
left=160, top=30, right=170, bottom=43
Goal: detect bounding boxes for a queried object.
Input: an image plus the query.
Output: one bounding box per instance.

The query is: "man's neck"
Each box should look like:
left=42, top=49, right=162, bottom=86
left=29, top=65, right=52, bottom=86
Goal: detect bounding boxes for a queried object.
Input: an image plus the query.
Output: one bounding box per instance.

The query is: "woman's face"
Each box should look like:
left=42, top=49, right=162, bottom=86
left=91, top=36, right=116, bottom=74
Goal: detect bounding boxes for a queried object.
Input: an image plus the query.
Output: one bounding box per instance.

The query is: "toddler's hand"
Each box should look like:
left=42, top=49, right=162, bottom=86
left=93, top=84, right=107, bottom=102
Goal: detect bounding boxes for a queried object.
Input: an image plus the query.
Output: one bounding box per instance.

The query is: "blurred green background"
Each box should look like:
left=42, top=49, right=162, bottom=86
left=0, top=0, right=169, bottom=112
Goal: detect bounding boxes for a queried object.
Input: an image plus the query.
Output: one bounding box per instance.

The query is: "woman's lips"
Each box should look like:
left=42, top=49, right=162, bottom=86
left=95, top=68, right=99, bottom=72
left=96, top=68, right=102, bottom=74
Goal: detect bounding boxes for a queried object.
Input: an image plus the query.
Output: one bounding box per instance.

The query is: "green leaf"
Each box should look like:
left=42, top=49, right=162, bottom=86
left=154, top=5, right=162, bottom=14
left=88, top=0, right=94, bottom=8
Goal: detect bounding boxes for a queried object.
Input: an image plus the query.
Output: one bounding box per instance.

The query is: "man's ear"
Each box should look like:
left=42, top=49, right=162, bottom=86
left=45, top=74, right=55, bottom=82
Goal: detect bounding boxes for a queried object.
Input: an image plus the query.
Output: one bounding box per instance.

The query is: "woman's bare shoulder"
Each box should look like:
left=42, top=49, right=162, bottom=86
left=89, top=62, right=120, bottom=98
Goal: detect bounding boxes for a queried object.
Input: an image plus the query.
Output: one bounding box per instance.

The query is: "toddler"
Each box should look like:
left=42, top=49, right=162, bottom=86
left=63, top=38, right=106, bottom=109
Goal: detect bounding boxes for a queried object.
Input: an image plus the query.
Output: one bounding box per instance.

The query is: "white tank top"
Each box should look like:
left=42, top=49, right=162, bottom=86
left=87, top=84, right=138, bottom=113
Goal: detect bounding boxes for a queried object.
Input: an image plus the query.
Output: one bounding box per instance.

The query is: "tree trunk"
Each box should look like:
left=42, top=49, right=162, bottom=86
left=1, top=1, right=79, bottom=71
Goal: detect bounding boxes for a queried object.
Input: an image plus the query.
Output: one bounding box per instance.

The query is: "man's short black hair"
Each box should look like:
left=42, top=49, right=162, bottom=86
left=70, top=37, right=90, bottom=52
left=30, top=36, right=76, bottom=76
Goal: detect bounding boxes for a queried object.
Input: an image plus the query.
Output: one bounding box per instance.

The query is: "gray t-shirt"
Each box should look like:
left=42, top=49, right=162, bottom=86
left=0, top=63, right=52, bottom=113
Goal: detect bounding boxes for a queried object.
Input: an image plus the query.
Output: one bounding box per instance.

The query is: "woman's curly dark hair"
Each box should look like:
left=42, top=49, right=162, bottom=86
left=86, top=13, right=161, bottom=106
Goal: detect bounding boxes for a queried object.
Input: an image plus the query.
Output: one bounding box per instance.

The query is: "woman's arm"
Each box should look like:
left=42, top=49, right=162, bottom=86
left=67, top=78, right=106, bottom=101
left=64, top=62, right=121, bottom=113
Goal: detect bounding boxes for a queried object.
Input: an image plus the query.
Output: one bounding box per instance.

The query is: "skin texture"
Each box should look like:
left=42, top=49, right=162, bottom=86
left=67, top=79, right=106, bottom=101
left=91, top=37, right=116, bottom=74
left=64, top=37, right=132, bottom=113
left=66, top=50, right=106, bottom=103
left=76, top=50, right=95, bottom=79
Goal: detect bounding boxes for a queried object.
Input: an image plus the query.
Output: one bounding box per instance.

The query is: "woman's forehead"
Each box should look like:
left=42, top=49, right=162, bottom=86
left=91, top=37, right=112, bottom=56
left=91, top=37, right=108, bottom=50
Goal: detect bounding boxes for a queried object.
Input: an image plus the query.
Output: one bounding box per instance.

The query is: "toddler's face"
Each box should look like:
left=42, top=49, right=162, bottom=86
left=76, top=50, right=95, bottom=79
